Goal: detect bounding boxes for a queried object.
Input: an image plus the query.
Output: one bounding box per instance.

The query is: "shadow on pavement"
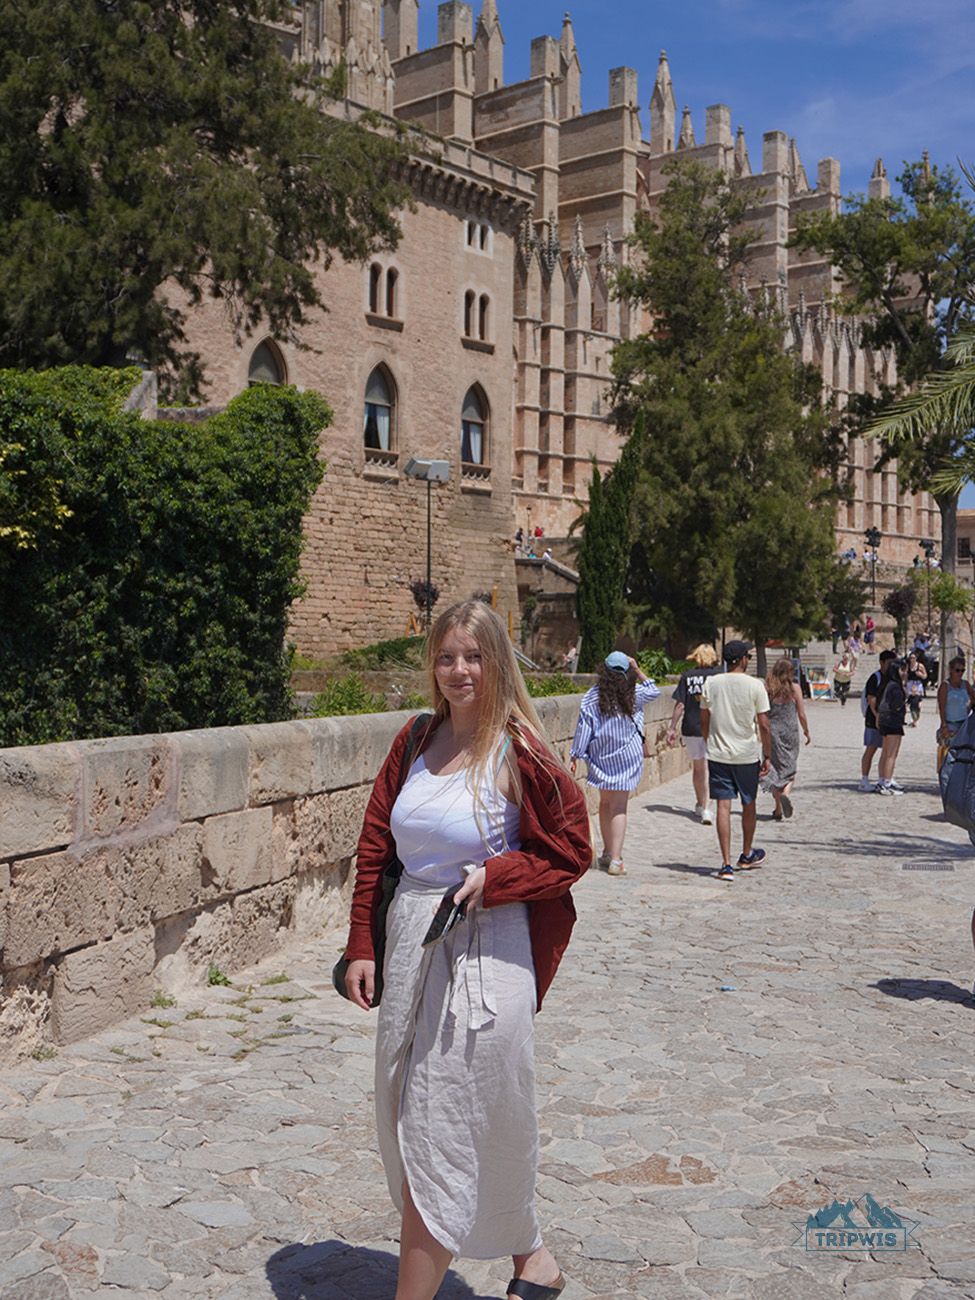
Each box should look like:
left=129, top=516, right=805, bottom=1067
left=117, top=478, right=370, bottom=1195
left=267, top=1240, right=490, bottom=1300
left=872, top=978, right=974, bottom=1007
left=640, top=802, right=702, bottom=823
left=641, top=801, right=744, bottom=823
left=839, top=833, right=973, bottom=860
left=648, top=860, right=717, bottom=877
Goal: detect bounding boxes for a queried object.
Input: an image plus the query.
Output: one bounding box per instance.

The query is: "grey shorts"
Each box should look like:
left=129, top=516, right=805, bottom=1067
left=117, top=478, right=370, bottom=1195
left=863, top=726, right=882, bottom=748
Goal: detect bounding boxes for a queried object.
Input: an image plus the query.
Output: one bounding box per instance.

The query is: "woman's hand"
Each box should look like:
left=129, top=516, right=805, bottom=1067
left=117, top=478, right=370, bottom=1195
left=454, top=866, right=486, bottom=911
left=345, top=959, right=376, bottom=1011
left=666, top=727, right=677, bottom=749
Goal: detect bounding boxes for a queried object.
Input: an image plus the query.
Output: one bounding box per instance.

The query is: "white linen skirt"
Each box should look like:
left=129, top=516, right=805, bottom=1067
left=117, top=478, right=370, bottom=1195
left=375, top=873, right=542, bottom=1261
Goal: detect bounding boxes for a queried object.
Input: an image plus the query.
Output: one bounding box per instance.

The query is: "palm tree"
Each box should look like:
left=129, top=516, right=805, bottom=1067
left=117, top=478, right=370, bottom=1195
left=865, top=326, right=975, bottom=495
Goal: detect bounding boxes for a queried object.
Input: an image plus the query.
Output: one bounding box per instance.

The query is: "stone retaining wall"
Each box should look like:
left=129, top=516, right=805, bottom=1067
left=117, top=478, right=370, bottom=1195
left=0, top=694, right=685, bottom=1060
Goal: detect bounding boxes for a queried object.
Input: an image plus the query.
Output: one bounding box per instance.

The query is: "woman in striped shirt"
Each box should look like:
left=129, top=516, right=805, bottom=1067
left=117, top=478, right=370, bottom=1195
left=570, top=652, right=659, bottom=875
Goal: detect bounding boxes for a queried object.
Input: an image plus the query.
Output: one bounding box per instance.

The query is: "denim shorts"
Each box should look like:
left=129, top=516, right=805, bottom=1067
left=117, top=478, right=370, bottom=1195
left=708, top=759, right=760, bottom=805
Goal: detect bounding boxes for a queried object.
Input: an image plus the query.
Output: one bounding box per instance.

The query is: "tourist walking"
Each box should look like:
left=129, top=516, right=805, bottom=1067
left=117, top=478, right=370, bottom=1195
left=876, top=657, right=908, bottom=795
left=906, top=650, right=928, bottom=726
left=833, top=650, right=855, bottom=706
left=342, top=600, right=590, bottom=1300
left=864, top=615, right=876, bottom=654
left=666, top=643, right=722, bottom=824
left=570, top=652, right=660, bottom=876
left=761, top=657, right=810, bottom=820
left=937, top=656, right=975, bottom=770
left=847, top=625, right=862, bottom=665
left=699, top=640, right=771, bottom=882
left=860, top=648, right=896, bottom=791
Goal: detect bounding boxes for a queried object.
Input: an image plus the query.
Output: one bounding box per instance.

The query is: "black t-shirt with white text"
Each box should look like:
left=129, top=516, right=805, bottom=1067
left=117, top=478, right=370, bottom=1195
left=673, top=666, right=722, bottom=737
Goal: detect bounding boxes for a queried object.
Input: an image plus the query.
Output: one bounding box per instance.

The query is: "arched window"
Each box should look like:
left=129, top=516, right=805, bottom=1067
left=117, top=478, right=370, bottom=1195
left=386, top=268, right=398, bottom=318
left=461, top=385, right=488, bottom=465
left=248, top=340, right=286, bottom=386
left=478, top=294, right=489, bottom=340
left=464, top=290, right=475, bottom=337
left=369, top=263, right=382, bottom=313
left=364, top=365, right=395, bottom=452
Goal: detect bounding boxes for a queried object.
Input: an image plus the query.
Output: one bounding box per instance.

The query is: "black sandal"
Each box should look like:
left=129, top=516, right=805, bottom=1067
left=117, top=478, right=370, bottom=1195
left=507, top=1276, right=565, bottom=1300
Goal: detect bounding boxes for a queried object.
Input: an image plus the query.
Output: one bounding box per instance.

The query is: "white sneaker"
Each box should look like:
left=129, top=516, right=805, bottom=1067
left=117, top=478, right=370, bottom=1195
left=700, top=806, right=713, bottom=824
left=694, top=803, right=704, bottom=819
left=876, top=782, right=893, bottom=795
left=888, top=779, right=905, bottom=792
left=859, top=776, right=875, bottom=793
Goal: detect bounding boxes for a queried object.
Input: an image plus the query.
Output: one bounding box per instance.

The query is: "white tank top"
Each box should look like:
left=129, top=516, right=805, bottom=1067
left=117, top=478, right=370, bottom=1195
left=390, top=745, right=522, bottom=887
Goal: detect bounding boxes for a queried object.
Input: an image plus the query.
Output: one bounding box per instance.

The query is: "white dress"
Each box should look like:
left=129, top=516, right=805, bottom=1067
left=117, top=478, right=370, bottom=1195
left=375, top=750, right=542, bottom=1260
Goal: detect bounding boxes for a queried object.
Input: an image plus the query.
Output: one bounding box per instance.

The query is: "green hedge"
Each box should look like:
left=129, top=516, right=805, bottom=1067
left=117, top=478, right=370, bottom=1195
left=0, top=368, right=328, bottom=744
left=341, top=634, right=427, bottom=671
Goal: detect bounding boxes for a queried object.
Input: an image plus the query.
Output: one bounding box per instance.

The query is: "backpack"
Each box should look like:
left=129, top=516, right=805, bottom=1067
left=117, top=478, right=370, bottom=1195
left=876, top=681, right=899, bottom=729
left=860, top=671, right=880, bottom=716
left=940, top=711, right=975, bottom=847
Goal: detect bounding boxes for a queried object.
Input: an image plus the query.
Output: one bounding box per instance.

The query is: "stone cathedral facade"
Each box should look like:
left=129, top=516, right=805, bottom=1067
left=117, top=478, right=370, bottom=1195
left=179, top=0, right=938, bottom=657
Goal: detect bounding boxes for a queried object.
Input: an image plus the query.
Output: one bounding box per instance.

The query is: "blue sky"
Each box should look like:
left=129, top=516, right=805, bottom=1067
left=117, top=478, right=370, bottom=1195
left=419, top=0, right=974, bottom=198
left=414, top=0, right=975, bottom=502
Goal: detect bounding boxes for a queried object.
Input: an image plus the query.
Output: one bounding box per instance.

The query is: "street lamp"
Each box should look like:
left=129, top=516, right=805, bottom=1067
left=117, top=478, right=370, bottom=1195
left=920, top=538, right=936, bottom=633
left=864, top=526, right=882, bottom=604
left=403, top=456, right=449, bottom=631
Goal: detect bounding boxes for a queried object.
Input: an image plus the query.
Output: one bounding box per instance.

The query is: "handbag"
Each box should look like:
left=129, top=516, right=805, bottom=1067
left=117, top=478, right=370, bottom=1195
left=332, top=713, right=431, bottom=1008
left=940, top=711, right=975, bottom=845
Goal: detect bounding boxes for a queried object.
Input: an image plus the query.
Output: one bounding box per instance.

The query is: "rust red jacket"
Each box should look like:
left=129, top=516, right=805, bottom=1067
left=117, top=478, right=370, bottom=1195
left=344, top=714, right=592, bottom=1009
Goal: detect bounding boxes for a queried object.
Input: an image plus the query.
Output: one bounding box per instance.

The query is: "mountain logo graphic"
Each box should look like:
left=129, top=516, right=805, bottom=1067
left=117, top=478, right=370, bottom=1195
left=792, top=1194, right=920, bottom=1251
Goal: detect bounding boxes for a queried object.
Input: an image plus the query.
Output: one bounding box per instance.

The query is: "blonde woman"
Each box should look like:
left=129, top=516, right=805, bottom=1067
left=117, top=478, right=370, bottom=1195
left=667, top=643, right=722, bottom=824
left=343, top=600, right=590, bottom=1300
left=761, top=657, right=810, bottom=819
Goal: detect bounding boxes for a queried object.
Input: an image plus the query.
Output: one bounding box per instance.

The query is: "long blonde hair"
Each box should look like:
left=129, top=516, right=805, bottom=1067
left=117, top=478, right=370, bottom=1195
left=426, top=599, right=566, bottom=803
left=766, top=656, right=795, bottom=702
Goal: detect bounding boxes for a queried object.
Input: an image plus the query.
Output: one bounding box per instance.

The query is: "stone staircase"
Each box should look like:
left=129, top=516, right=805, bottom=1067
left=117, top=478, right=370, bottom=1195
left=793, top=638, right=881, bottom=701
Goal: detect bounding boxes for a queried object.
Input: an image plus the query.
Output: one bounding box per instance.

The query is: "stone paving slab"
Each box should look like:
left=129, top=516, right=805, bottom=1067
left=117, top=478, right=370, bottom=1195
left=1, top=700, right=974, bottom=1298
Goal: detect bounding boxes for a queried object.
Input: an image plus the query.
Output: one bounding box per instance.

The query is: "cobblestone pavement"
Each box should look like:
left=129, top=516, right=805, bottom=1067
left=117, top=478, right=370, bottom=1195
left=2, top=699, right=975, bottom=1300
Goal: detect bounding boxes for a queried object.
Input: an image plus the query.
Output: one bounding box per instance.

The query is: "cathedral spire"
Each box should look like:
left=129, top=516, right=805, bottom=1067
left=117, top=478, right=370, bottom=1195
left=597, top=223, right=617, bottom=277
left=558, top=11, right=582, bottom=118
left=734, top=125, right=751, bottom=177
left=568, top=213, right=587, bottom=277
left=868, top=156, right=890, bottom=200
left=560, top=11, right=577, bottom=60
left=649, top=50, right=676, bottom=155
left=677, top=104, right=696, bottom=150
left=474, top=0, right=504, bottom=94
left=789, top=137, right=809, bottom=192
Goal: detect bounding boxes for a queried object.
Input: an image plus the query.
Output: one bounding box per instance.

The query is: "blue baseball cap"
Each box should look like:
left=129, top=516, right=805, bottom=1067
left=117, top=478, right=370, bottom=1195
left=605, top=651, right=630, bottom=674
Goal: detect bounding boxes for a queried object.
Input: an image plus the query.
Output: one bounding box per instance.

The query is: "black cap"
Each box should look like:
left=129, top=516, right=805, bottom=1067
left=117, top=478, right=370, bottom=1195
left=723, top=639, right=754, bottom=663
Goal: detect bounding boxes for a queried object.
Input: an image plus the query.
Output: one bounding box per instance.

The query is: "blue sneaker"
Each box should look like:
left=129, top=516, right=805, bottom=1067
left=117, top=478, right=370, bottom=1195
left=717, top=864, right=735, bottom=881
left=737, top=848, right=766, bottom=868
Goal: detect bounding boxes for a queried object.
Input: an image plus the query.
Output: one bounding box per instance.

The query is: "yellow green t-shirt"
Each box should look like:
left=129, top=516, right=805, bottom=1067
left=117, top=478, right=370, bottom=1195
left=701, top=672, right=770, bottom=764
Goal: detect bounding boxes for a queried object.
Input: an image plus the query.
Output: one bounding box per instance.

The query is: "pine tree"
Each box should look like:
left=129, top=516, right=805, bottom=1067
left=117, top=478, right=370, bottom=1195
left=0, top=1, right=413, bottom=395
left=574, top=427, right=640, bottom=672
left=610, top=160, right=843, bottom=668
